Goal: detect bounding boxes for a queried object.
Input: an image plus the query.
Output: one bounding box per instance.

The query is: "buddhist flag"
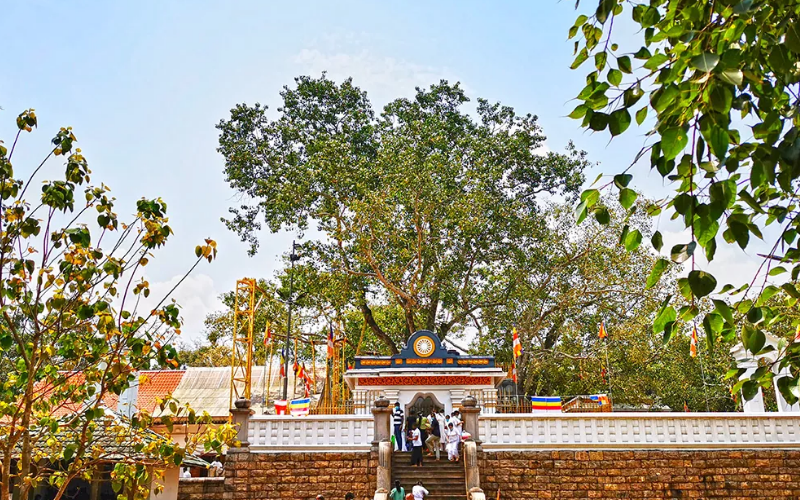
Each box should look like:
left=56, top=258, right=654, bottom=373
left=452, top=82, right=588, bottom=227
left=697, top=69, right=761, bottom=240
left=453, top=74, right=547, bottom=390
left=508, top=361, right=518, bottom=384
left=684, top=401, right=689, bottom=412
left=795, top=324, right=800, bottom=342
left=264, top=321, right=272, bottom=346
left=327, top=324, right=335, bottom=359
left=279, top=349, right=286, bottom=378
left=598, top=321, right=607, bottom=339
left=531, top=396, right=562, bottom=412
left=295, top=362, right=304, bottom=380
left=289, top=398, right=310, bottom=416
left=690, top=326, right=698, bottom=358
left=512, top=327, right=523, bottom=360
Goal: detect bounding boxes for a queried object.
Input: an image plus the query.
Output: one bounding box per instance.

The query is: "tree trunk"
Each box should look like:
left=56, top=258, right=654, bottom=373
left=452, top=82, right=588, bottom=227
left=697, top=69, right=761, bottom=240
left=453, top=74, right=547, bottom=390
left=359, top=302, right=399, bottom=354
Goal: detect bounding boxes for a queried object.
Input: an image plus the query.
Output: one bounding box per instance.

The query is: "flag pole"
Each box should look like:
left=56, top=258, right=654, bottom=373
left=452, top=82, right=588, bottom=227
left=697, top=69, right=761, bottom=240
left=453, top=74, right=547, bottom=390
left=265, top=338, right=274, bottom=410
left=599, top=321, right=613, bottom=408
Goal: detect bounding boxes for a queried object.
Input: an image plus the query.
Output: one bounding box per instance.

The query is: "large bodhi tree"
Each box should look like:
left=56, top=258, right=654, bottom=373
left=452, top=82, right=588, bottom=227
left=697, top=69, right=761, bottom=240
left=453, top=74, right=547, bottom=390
left=217, top=75, right=588, bottom=353
left=568, top=0, right=800, bottom=404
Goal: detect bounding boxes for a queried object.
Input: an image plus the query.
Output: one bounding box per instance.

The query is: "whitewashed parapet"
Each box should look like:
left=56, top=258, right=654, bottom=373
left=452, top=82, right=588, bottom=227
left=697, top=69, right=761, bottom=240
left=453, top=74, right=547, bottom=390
left=480, top=413, right=800, bottom=451
left=247, top=415, right=374, bottom=452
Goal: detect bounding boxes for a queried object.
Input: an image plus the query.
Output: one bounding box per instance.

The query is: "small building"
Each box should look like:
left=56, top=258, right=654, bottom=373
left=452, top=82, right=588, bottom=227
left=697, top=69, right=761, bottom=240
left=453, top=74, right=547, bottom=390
left=344, top=330, right=506, bottom=414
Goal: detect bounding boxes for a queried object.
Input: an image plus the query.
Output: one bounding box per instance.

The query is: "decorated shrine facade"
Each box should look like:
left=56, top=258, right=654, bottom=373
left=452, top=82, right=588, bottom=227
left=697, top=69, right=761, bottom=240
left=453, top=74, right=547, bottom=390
left=344, top=330, right=506, bottom=414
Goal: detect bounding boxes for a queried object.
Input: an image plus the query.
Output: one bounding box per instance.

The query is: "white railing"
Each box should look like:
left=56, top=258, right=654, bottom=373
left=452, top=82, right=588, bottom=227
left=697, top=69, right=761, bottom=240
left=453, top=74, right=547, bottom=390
left=479, top=413, right=800, bottom=451
left=248, top=415, right=374, bottom=452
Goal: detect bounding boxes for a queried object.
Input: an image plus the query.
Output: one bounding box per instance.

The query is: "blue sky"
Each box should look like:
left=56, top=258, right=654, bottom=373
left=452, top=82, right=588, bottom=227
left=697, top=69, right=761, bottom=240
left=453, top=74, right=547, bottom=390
left=1, top=2, right=764, bottom=340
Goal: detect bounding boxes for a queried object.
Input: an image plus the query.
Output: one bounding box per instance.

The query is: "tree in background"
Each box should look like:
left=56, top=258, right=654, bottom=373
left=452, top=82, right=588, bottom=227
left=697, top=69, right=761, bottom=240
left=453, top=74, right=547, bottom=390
left=0, top=111, right=234, bottom=500
left=569, top=0, right=800, bottom=403
left=216, top=75, right=588, bottom=353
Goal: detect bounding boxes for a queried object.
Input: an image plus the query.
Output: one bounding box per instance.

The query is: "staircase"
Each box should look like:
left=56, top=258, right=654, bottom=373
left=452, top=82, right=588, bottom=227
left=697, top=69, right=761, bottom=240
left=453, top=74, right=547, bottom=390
left=392, top=451, right=466, bottom=500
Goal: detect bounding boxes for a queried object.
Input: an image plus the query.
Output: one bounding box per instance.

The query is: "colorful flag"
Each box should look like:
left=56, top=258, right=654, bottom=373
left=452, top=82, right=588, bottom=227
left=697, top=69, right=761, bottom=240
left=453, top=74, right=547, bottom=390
left=795, top=324, right=800, bottom=342
left=690, top=326, right=698, bottom=358
left=327, top=324, right=335, bottom=359
left=598, top=321, right=607, bottom=339
left=264, top=321, right=272, bottom=346
left=279, top=350, right=286, bottom=378
left=684, top=401, right=689, bottom=412
left=531, top=396, right=562, bottom=412
left=600, top=367, right=607, bottom=384
left=512, top=327, right=523, bottom=359
left=590, top=394, right=610, bottom=406
left=508, top=361, right=518, bottom=384
left=289, top=397, right=311, bottom=416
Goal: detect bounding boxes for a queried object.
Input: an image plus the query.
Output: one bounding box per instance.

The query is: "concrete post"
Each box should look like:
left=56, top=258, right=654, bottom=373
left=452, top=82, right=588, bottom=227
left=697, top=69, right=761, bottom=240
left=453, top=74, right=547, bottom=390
left=230, top=398, right=253, bottom=447
left=373, top=397, right=392, bottom=500
left=464, top=440, right=483, bottom=499
left=460, top=396, right=481, bottom=445
left=372, top=396, right=392, bottom=445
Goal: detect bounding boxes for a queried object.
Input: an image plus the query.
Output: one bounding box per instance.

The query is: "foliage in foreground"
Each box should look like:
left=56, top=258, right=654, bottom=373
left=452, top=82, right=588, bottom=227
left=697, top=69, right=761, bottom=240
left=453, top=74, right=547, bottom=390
left=569, top=0, right=800, bottom=403
left=0, top=111, right=234, bottom=500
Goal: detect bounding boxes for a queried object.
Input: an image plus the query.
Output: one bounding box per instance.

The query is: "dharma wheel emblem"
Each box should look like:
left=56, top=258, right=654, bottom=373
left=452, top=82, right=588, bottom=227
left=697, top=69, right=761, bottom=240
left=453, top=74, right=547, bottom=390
left=413, top=336, right=435, bottom=357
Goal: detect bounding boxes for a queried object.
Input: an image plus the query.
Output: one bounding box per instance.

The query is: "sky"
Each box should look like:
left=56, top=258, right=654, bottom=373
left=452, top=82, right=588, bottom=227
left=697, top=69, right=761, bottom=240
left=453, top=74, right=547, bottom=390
left=1, top=2, right=770, bottom=342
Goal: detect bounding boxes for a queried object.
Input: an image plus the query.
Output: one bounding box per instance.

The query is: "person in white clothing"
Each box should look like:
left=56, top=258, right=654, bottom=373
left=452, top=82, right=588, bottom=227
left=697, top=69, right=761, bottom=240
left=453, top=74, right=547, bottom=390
left=412, top=481, right=428, bottom=500
left=445, top=422, right=460, bottom=461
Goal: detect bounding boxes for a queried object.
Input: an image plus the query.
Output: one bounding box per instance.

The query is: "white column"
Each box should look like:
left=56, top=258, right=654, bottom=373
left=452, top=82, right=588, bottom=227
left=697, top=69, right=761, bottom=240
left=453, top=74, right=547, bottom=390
left=384, top=389, right=400, bottom=405
left=353, top=389, right=369, bottom=415
left=449, top=389, right=465, bottom=413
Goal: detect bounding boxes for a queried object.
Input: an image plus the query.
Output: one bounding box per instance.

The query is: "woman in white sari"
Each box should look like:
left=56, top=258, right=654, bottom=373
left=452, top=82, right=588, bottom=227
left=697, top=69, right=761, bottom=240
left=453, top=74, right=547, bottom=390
left=445, top=422, right=460, bottom=462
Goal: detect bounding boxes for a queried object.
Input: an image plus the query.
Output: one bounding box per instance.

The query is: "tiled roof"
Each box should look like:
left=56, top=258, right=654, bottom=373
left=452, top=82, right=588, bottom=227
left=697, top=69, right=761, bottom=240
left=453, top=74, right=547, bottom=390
left=134, top=370, right=185, bottom=413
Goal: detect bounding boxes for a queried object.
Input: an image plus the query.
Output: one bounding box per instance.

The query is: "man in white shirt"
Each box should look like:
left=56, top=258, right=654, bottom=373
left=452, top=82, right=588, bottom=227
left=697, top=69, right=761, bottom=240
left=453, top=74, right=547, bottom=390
left=409, top=424, right=424, bottom=466
left=412, top=481, right=428, bottom=500
left=209, top=457, right=223, bottom=477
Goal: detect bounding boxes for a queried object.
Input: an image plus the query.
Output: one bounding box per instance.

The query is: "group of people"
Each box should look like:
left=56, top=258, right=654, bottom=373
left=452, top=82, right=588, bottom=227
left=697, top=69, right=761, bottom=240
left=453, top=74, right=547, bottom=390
left=392, top=402, right=467, bottom=465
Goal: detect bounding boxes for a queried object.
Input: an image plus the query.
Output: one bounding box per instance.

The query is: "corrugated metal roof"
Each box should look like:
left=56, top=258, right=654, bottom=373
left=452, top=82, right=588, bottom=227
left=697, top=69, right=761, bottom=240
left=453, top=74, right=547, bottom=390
left=171, top=366, right=325, bottom=418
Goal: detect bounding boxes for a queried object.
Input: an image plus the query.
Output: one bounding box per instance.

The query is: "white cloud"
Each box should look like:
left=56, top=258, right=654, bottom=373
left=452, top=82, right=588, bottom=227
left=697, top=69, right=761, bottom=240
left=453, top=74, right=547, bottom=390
left=139, top=273, right=223, bottom=342
left=292, top=47, right=460, bottom=106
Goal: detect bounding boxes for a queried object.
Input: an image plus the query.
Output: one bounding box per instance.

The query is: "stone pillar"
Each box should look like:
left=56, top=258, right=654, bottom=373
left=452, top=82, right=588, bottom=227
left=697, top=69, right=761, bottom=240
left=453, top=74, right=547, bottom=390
left=460, top=396, right=481, bottom=445
left=373, top=397, right=392, bottom=500
left=372, top=396, right=392, bottom=444
left=230, top=398, right=253, bottom=446
left=464, top=441, right=482, bottom=498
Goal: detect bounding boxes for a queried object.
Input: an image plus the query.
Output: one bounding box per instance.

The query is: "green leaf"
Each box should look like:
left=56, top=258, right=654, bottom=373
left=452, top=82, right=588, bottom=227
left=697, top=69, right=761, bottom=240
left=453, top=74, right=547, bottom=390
left=742, top=324, right=766, bottom=355
left=653, top=305, right=677, bottom=334
left=589, top=112, right=609, bottom=131
left=746, top=306, right=763, bottom=324
left=670, top=242, right=696, bottom=264
left=718, top=70, right=744, bottom=86
left=619, top=188, right=637, bottom=209
left=595, top=0, right=615, bottom=24
left=741, top=380, right=760, bottom=402
left=594, top=206, right=611, bottom=225
left=595, top=52, right=608, bottom=71
left=613, top=173, right=632, bottom=188
left=786, top=23, right=800, bottom=53
left=661, top=128, right=689, bottom=160
left=777, top=376, right=800, bottom=406
left=768, top=266, right=786, bottom=276
left=635, top=106, right=648, bottom=125
left=651, top=230, right=663, bottom=252
left=608, top=68, right=622, bottom=86
left=571, top=48, right=590, bottom=69
left=768, top=45, right=792, bottom=73
left=690, top=52, right=720, bottom=72
left=608, top=108, right=631, bottom=136
left=708, top=126, right=730, bottom=159
left=568, top=105, right=589, bottom=119
left=581, top=188, right=601, bottom=207
left=618, top=56, right=632, bottom=74
left=713, top=299, right=735, bottom=326
left=646, top=258, right=670, bottom=289
left=688, top=270, right=717, bottom=298
left=624, top=228, right=643, bottom=251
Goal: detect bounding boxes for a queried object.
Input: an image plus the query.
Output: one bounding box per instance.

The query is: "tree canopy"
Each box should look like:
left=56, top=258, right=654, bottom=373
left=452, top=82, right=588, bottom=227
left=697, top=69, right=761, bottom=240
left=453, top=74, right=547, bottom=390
left=217, top=75, right=589, bottom=353
left=569, top=0, right=800, bottom=404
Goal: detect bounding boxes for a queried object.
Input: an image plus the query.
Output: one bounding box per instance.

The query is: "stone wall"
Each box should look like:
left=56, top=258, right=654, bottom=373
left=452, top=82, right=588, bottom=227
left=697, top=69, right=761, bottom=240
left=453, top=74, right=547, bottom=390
left=480, top=450, right=800, bottom=499
left=177, top=477, right=224, bottom=500
left=223, top=450, right=377, bottom=500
